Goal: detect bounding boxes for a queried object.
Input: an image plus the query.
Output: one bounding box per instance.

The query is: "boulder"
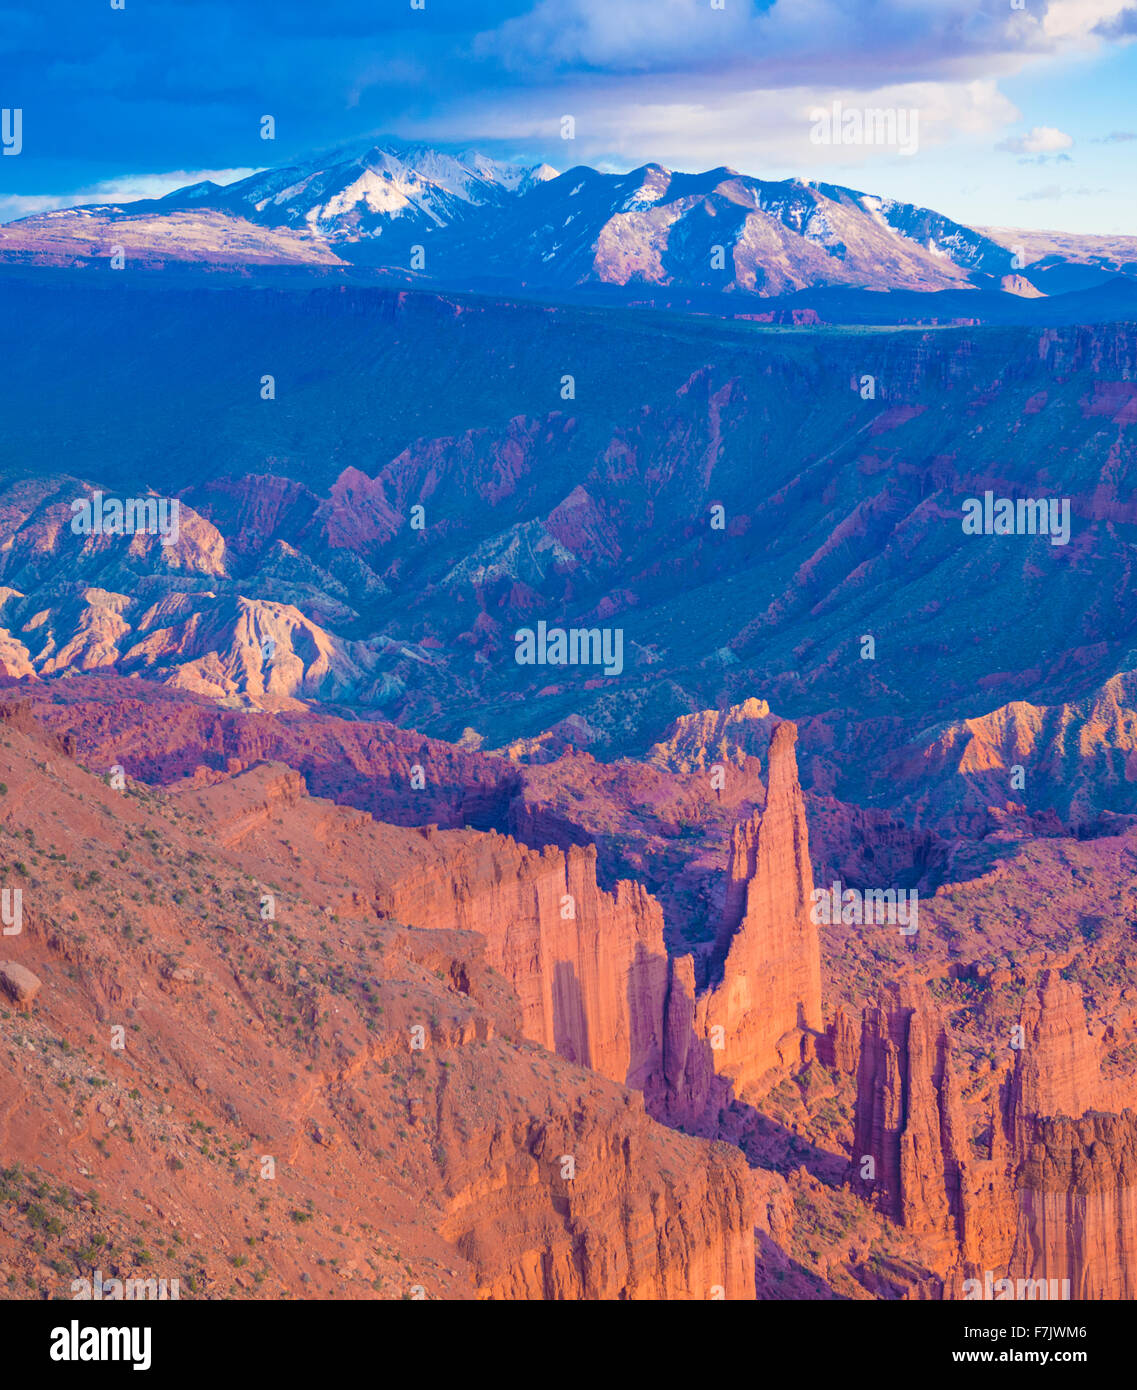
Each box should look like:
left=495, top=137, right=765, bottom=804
left=0, top=960, right=42, bottom=1008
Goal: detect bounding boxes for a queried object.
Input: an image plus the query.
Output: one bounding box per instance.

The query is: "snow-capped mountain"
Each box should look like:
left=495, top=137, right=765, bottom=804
left=454, top=163, right=1013, bottom=295
left=154, top=140, right=559, bottom=246
left=3, top=138, right=1133, bottom=303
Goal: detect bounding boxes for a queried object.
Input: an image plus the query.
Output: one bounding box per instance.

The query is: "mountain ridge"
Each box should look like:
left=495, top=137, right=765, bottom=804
left=3, top=139, right=1132, bottom=305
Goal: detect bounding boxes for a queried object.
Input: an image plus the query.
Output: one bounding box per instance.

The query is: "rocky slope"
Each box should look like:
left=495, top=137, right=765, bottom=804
left=0, top=700, right=757, bottom=1299
left=885, top=668, right=1137, bottom=835
left=0, top=209, right=347, bottom=270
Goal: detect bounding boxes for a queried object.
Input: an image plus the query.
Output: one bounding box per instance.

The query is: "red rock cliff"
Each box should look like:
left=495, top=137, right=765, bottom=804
left=1007, top=971, right=1105, bottom=1146
left=374, top=831, right=669, bottom=1090
left=1008, top=1111, right=1137, bottom=1299
left=848, top=972, right=1135, bottom=1300
left=439, top=1085, right=757, bottom=1300
left=375, top=725, right=822, bottom=1112
left=995, top=974, right=1132, bottom=1297
left=850, top=983, right=967, bottom=1250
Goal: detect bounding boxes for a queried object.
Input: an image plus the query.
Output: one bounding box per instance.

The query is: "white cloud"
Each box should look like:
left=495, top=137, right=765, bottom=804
left=1042, top=0, right=1133, bottom=41
left=474, top=0, right=1129, bottom=80
left=996, top=125, right=1074, bottom=155
left=405, top=78, right=1018, bottom=177
left=1018, top=184, right=1103, bottom=201
left=0, top=168, right=263, bottom=225
left=476, top=0, right=751, bottom=71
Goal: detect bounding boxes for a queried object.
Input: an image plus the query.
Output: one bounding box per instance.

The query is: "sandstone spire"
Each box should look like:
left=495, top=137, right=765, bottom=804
left=702, top=721, right=822, bottom=1095
left=850, top=983, right=967, bottom=1241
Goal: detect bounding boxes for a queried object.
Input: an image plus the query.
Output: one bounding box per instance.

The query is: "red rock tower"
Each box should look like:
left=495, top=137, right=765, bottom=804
left=702, top=720, right=823, bottom=1095
left=850, top=983, right=967, bottom=1244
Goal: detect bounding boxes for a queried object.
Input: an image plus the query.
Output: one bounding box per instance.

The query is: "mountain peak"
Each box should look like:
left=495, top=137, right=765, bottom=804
left=142, top=139, right=561, bottom=245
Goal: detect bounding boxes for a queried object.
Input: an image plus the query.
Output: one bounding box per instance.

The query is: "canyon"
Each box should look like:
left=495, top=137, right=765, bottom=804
left=3, top=280, right=1137, bottom=817
left=2, top=676, right=1132, bottom=1299
left=0, top=698, right=756, bottom=1299
left=2, top=153, right=1135, bottom=1302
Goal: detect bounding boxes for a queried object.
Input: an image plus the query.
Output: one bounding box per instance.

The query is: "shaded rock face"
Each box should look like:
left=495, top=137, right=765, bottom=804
left=848, top=971, right=1136, bottom=1297
left=849, top=984, right=966, bottom=1246
left=701, top=722, right=823, bottom=1094
left=819, top=1005, right=858, bottom=1075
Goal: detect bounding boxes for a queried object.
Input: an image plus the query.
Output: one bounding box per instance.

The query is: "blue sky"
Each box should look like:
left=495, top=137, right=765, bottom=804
left=1, top=0, right=1135, bottom=233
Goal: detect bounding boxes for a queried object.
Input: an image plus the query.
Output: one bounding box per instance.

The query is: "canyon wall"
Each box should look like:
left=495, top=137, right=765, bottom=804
left=1006, top=972, right=1106, bottom=1145
left=846, top=970, right=1135, bottom=1297
left=372, top=720, right=823, bottom=1111
left=1009, top=1112, right=1137, bottom=1300
left=850, top=983, right=967, bottom=1253
left=1002, top=973, right=1135, bottom=1298
left=373, top=832, right=669, bottom=1089
left=439, top=1089, right=756, bottom=1300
